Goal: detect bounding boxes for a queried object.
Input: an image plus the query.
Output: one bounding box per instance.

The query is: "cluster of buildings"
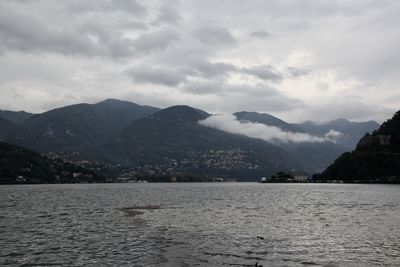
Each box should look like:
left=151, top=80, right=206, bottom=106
left=260, top=171, right=310, bottom=183
left=128, top=148, right=262, bottom=177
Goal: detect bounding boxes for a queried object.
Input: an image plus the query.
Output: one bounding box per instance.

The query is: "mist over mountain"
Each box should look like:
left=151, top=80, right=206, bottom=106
left=235, top=111, right=304, bottom=133
left=233, top=112, right=379, bottom=150
left=215, top=112, right=351, bottom=171
left=295, top=119, right=380, bottom=149
left=202, top=111, right=378, bottom=171
left=0, top=99, right=381, bottom=179
left=205, top=113, right=334, bottom=144
left=104, top=105, right=303, bottom=180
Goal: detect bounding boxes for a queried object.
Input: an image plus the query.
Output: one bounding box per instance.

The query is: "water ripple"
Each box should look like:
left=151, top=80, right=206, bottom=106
left=0, top=183, right=399, bottom=266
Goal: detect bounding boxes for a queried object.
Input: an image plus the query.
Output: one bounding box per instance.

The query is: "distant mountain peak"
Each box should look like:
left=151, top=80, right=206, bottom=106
left=330, top=118, right=350, bottom=124
left=235, top=111, right=286, bottom=122
left=152, top=105, right=209, bottom=122
left=302, top=118, right=378, bottom=126
left=234, top=111, right=304, bottom=133
left=97, top=98, right=131, bottom=105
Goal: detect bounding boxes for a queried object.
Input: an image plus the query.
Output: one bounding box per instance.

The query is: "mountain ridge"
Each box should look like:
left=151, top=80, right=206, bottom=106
left=315, top=110, right=400, bottom=183
left=231, top=111, right=378, bottom=171
left=0, top=99, right=382, bottom=179
left=0, top=110, right=34, bottom=124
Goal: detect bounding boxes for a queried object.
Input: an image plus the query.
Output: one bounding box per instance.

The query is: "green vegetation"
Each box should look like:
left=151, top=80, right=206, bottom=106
left=314, top=110, right=400, bottom=183
left=0, top=142, right=102, bottom=184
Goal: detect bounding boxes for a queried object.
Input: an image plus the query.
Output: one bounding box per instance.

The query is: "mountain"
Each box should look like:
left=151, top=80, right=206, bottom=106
left=315, top=110, right=400, bottom=183
left=295, top=119, right=380, bottom=149
left=280, top=142, right=348, bottom=172
left=233, top=111, right=348, bottom=171
left=235, top=111, right=304, bottom=133
left=90, top=99, right=159, bottom=131
left=0, top=116, right=61, bottom=152
left=152, top=105, right=209, bottom=122
left=0, top=110, right=33, bottom=124
left=0, top=142, right=101, bottom=184
left=0, top=117, right=23, bottom=140
left=0, top=142, right=54, bottom=184
left=22, top=99, right=159, bottom=158
left=0, top=100, right=383, bottom=179
left=104, top=106, right=305, bottom=180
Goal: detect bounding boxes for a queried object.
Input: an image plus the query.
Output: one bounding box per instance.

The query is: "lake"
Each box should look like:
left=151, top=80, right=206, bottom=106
left=0, top=183, right=399, bottom=266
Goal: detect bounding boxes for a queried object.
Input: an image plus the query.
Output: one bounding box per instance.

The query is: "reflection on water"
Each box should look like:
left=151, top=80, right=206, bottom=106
left=0, top=183, right=399, bottom=266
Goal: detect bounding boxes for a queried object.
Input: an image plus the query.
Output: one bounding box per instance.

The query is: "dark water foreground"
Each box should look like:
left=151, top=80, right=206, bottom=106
left=0, top=183, right=399, bottom=266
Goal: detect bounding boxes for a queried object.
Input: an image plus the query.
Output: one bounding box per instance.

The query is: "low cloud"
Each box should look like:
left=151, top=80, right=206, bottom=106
left=324, top=129, right=344, bottom=141
left=199, top=114, right=342, bottom=143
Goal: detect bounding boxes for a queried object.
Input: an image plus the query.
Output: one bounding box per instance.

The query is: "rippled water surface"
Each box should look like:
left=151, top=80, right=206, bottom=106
left=1, top=183, right=400, bottom=266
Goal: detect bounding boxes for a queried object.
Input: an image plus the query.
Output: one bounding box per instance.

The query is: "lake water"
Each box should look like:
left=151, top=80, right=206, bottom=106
left=0, top=183, right=399, bottom=266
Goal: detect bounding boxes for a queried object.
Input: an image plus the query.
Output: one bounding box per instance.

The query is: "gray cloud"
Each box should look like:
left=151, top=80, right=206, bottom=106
left=129, top=66, right=187, bottom=87
left=184, top=81, right=224, bottom=95
left=0, top=0, right=398, bottom=123
left=133, top=28, right=179, bottom=53
left=250, top=30, right=270, bottom=39
left=194, top=26, right=237, bottom=46
left=0, top=4, right=94, bottom=56
left=154, top=4, right=183, bottom=25
left=285, top=100, right=394, bottom=123
left=66, top=0, right=147, bottom=16
left=187, top=58, right=237, bottom=78
left=183, top=81, right=303, bottom=113
left=122, top=21, right=148, bottom=30
left=0, top=1, right=149, bottom=57
left=126, top=59, right=284, bottom=93
left=181, top=59, right=284, bottom=82
left=242, top=65, right=283, bottom=82
left=111, top=0, right=147, bottom=15
left=76, top=21, right=135, bottom=57
left=287, top=67, right=311, bottom=77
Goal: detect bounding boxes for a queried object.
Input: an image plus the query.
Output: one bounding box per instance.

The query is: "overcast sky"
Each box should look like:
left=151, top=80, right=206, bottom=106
left=0, top=0, right=399, bottom=122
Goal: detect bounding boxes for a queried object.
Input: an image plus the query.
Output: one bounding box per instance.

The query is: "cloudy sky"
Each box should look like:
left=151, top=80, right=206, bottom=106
left=0, top=0, right=399, bottom=122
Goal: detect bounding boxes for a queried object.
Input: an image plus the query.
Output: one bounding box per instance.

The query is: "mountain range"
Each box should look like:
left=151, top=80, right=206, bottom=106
left=0, top=99, right=380, bottom=180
